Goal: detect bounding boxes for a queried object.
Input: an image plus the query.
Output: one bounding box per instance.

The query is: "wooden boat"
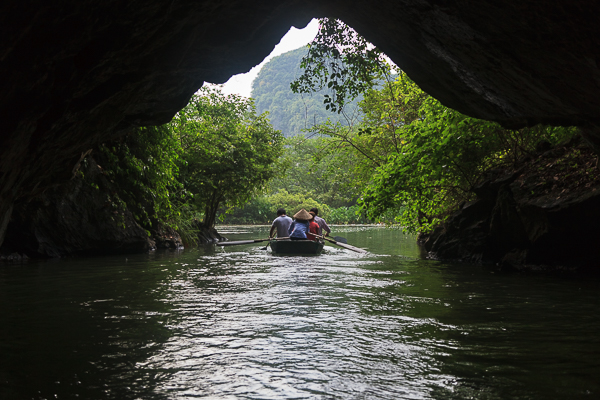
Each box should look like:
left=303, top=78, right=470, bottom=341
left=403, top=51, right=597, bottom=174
left=220, top=235, right=366, bottom=254
left=269, top=240, right=324, bottom=255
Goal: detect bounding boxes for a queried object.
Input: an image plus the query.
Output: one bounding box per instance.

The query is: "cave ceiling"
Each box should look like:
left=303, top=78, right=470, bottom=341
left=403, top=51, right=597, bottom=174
left=1, top=0, right=599, bottom=244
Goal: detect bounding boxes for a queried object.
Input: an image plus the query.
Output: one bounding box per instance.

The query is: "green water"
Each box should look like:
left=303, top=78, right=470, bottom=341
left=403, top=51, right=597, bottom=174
left=1, top=226, right=598, bottom=399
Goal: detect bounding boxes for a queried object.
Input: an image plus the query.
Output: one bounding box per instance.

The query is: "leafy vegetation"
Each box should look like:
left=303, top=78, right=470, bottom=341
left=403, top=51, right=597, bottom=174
left=356, top=74, right=575, bottom=232
left=94, top=18, right=578, bottom=238
left=218, top=137, right=374, bottom=225
left=94, top=125, right=182, bottom=230
left=170, top=86, right=284, bottom=228
left=93, top=87, right=283, bottom=242
left=290, top=18, right=392, bottom=113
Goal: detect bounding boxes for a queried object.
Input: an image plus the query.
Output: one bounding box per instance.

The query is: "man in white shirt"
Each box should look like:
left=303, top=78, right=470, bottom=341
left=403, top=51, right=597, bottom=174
left=269, top=208, right=293, bottom=238
left=310, top=208, right=331, bottom=237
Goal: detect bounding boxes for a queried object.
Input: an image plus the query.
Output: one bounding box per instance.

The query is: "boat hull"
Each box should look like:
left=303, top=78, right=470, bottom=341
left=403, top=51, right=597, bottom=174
left=270, top=240, right=324, bottom=255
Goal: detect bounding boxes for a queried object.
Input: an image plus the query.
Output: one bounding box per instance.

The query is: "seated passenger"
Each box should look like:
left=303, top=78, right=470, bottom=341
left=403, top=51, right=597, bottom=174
left=307, top=211, right=320, bottom=241
left=288, top=209, right=311, bottom=240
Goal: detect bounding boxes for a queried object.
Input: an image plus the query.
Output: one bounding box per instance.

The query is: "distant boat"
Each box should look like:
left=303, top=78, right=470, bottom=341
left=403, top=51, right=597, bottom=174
left=270, top=240, right=324, bottom=255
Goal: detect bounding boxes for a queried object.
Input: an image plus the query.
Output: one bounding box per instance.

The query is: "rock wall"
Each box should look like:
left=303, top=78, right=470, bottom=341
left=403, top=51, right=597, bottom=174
left=0, top=154, right=229, bottom=258
left=1, top=157, right=154, bottom=257
left=2, top=0, right=600, bottom=251
left=421, top=138, right=600, bottom=272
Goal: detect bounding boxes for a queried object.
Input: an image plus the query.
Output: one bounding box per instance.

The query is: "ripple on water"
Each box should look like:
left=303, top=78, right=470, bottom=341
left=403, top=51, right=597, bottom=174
left=138, top=247, right=458, bottom=399
left=2, top=226, right=599, bottom=400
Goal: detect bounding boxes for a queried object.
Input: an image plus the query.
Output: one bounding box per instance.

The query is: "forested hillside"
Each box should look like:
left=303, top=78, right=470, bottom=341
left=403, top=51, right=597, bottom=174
left=251, top=47, right=361, bottom=137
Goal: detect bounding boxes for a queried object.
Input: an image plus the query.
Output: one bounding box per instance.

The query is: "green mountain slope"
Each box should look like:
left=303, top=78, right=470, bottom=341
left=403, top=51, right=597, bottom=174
left=251, top=47, right=361, bottom=137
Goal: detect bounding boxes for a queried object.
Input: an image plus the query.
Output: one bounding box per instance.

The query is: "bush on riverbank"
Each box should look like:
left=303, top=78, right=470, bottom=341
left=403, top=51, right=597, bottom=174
left=218, top=190, right=373, bottom=225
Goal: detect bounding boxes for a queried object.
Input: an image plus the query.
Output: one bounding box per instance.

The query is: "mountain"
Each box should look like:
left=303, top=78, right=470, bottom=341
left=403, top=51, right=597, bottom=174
left=251, top=47, right=362, bottom=137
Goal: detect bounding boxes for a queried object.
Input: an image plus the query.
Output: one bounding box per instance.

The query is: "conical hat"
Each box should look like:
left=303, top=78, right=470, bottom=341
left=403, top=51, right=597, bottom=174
left=293, top=208, right=311, bottom=220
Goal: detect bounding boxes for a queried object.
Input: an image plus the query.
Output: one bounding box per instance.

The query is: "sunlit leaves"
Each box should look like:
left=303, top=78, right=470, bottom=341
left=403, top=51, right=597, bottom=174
left=355, top=74, right=575, bottom=233
left=169, top=86, right=284, bottom=227
left=300, top=70, right=575, bottom=233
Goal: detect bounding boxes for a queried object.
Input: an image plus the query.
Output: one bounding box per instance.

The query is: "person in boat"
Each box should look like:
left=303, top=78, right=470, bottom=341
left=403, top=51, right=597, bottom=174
left=309, top=207, right=331, bottom=237
left=307, top=211, right=320, bottom=241
left=288, top=209, right=311, bottom=240
left=269, top=208, right=292, bottom=239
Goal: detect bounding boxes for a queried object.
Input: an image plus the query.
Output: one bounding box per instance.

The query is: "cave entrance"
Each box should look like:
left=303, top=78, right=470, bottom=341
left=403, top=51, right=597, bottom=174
left=218, top=19, right=319, bottom=99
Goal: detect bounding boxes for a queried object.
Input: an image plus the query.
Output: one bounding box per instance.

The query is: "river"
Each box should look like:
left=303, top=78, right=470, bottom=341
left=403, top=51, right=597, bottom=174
left=1, top=225, right=598, bottom=399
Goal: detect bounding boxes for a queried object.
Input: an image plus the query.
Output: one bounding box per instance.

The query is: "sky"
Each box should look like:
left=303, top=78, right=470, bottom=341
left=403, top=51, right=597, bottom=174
left=216, top=19, right=319, bottom=98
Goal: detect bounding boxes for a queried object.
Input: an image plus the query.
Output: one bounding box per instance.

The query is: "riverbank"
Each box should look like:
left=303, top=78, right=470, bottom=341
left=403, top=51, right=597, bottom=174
left=0, top=157, right=221, bottom=260
left=420, top=136, right=600, bottom=274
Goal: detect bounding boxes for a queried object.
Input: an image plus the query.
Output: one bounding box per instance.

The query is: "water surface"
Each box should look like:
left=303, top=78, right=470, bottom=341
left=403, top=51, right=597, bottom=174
left=1, top=226, right=598, bottom=399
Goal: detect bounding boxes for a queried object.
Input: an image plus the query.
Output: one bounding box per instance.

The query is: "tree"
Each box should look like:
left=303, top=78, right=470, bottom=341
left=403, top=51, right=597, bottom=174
left=265, top=135, right=360, bottom=208
left=290, top=18, right=392, bottom=113
left=169, top=86, right=284, bottom=228
left=291, top=20, right=576, bottom=233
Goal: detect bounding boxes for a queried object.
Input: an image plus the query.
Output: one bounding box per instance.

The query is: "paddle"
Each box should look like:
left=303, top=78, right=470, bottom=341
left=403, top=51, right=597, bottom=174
left=219, top=237, right=291, bottom=247
left=317, top=235, right=367, bottom=253
left=219, top=238, right=270, bottom=246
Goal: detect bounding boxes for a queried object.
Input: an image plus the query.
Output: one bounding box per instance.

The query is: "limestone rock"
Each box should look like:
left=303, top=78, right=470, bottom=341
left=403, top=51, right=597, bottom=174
left=3, top=1, right=600, bottom=248
left=424, top=139, right=600, bottom=272
left=2, top=157, right=153, bottom=257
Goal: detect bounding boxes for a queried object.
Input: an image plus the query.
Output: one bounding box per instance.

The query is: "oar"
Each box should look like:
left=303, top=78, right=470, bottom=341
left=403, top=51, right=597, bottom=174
left=219, top=237, right=291, bottom=247
left=317, top=235, right=367, bottom=253
left=219, top=238, right=270, bottom=246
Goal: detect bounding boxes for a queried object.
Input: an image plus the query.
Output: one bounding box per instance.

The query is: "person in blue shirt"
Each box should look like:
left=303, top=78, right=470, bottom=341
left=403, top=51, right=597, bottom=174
left=288, top=209, right=311, bottom=240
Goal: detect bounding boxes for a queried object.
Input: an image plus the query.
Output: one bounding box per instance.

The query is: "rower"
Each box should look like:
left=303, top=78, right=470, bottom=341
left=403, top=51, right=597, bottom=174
left=309, top=207, right=331, bottom=237
left=269, top=208, right=292, bottom=239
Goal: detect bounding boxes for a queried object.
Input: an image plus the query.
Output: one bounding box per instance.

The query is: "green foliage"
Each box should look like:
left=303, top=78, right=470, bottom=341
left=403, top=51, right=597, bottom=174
left=290, top=18, right=392, bottom=113
left=266, top=136, right=359, bottom=208
left=328, top=205, right=370, bottom=224
left=169, top=86, right=284, bottom=228
left=219, top=189, right=330, bottom=225
left=219, top=135, right=394, bottom=225
left=251, top=47, right=362, bottom=137
left=220, top=188, right=374, bottom=225
left=95, top=125, right=181, bottom=229
left=92, top=86, right=283, bottom=241
left=286, top=19, right=577, bottom=233
left=354, top=73, right=576, bottom=232
left=218, top=196, right=274, bottom=225
left=267, top=189, right=330, bottom=217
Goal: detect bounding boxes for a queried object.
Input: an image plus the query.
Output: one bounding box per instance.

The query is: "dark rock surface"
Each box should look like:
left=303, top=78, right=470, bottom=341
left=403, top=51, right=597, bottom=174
left=0, top=154, right=227, bottom=258
left=1, top=157, right=154, bottom=257
left=2, top=1, right=600, bottom=251
left=422, top=138, right=600, bottom=272
left=0, top=153, right=228, bottom=258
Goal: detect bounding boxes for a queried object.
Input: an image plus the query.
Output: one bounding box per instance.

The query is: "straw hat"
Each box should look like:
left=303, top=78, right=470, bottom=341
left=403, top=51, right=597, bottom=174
left=293, top=208, right=311, bottom=220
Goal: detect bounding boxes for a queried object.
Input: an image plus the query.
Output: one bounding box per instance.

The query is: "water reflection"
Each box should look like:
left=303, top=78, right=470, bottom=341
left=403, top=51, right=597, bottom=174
left=146, top=247, right=449, bottom=399
left=1, top=226, right=599, bottom=399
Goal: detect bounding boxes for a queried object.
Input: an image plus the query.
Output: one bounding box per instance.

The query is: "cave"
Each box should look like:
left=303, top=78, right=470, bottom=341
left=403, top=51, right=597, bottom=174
left=2, top=0, right=600, bottom=253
